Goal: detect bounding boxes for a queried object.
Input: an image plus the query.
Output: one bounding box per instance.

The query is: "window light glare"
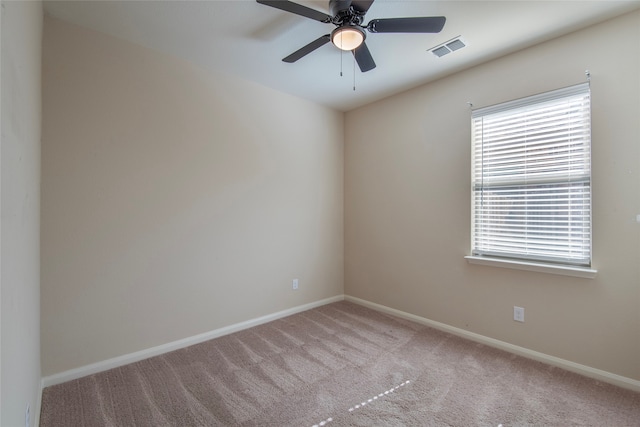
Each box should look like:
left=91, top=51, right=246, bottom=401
left=332, top=27, right=364, bottom=51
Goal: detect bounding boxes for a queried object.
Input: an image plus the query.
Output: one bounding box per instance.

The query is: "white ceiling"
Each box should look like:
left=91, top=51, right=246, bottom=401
left=43, top=0, right=640, bottom=111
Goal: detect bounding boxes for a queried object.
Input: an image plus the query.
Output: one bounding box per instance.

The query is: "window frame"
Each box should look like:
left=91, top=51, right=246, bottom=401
left=466, top=83, right=597, bottom=278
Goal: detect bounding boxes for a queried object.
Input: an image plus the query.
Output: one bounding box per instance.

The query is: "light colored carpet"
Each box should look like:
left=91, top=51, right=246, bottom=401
left=40, top=301, right=640, bottom=426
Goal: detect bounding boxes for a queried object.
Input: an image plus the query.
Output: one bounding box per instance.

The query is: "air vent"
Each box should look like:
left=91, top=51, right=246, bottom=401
left=446, top=38, right=465, bottom=52
left=429, top=36, right=466, bottom=58
left=432, top=46, right=450, bottom=58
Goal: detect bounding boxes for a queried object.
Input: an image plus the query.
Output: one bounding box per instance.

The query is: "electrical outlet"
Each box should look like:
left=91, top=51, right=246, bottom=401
left=292, top=279, right=299, bottom=290
left=25, top=403, right=30, bottom=427
left=514, top=306, right=525, bottom=322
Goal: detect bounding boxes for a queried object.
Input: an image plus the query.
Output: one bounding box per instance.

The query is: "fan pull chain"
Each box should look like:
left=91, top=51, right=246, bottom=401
left=340, top=48, right=343, bottom=77
left=353, top=53, right=356, bottom=91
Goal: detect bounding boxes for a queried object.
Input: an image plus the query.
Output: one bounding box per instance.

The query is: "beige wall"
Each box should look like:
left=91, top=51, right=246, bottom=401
left=40, top=5, right=640, bottom=385
left=41, top=16, right=344, bottom=376
left=1, top=1, right=43, bottom=425
left=345, top=10, right=640, bottom=381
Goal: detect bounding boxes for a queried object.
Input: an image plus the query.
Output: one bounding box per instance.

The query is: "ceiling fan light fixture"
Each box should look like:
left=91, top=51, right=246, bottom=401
left=331, top=26, right=365, bottom=51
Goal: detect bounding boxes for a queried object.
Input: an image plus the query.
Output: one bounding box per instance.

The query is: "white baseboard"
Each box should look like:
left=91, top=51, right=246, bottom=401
left=42, top=295, right=345, bottom=388
left=345, top=295, right=640, bottom=393
left=36, top=378, right=43, bottom=427
left=41, top=293, right=640, bottom=393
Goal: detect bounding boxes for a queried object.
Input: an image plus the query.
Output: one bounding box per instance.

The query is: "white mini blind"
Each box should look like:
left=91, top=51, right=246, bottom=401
left=471, top=83, right=591, bottom=266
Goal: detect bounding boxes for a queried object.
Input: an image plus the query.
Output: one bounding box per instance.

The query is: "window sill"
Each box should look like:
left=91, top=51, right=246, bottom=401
left=464, top=256, right=597, bottom=279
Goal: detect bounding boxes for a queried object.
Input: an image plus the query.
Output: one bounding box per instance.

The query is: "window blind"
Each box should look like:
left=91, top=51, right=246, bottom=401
left=471, top=83, right=591, bottom=266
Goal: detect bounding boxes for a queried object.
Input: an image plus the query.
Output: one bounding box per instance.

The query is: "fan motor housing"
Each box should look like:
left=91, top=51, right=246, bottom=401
left=329, top=0, right=365, bottom=26
left=329, top=0, right=352, bottom=16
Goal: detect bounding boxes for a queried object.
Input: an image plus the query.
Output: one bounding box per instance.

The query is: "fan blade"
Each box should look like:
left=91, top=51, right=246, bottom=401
left=283, top=35, right=331, bottom=63
left=256, top=0, right=332, bottom=23
left=352, top=42, right=376, bottom=72
left=350, top=0, right=375, bottom=14
left=367, top=16, right=446, bottom=33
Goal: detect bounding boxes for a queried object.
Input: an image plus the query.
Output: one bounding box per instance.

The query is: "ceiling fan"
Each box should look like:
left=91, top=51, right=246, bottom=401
left=256, top=0, right=446, bottom=72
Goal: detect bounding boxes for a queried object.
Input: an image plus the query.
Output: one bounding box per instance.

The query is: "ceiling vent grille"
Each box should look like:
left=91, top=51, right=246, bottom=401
left=429, top=36, right=466, bottom=58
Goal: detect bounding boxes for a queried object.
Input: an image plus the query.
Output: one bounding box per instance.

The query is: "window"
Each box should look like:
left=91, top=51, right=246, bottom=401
left=469, top=83, right=592, bottom=272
